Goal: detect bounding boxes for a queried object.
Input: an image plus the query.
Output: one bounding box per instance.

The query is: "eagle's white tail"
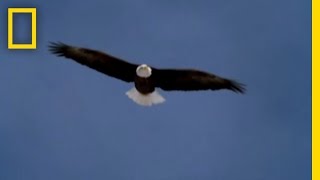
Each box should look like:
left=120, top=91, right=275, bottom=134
left=125, top=87, right=165, bottom=106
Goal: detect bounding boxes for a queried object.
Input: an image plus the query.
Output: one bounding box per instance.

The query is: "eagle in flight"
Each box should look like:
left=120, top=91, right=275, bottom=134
left=49, top=42, right=245, bottom=106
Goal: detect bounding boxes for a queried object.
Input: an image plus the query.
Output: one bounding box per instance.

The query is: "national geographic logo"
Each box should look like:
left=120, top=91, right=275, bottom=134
left=7, top=8, right=37, bottom=49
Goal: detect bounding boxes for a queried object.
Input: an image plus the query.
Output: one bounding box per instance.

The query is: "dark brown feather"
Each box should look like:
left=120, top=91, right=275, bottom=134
left=48, top=42, right=138, bottom=82
left=152, top=68, right=246, bottom=93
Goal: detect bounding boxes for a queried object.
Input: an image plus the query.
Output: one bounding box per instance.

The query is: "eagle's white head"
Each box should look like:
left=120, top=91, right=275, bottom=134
left=136, top=64, right=152, bottom=78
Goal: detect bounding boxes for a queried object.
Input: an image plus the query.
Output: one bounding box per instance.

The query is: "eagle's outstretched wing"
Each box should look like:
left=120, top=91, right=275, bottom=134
left=152, top=68, right=245, bottom=93
left=49, top=42, right=138, bottom=82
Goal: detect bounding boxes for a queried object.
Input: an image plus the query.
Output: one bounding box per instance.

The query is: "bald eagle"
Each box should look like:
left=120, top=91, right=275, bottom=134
left=49, top=42, right=245, bottom=106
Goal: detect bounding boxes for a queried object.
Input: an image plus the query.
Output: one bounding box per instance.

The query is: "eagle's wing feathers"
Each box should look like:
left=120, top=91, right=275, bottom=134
left=152, top=69, right=245, bottom=93
left=48, top=42, right=138, bottom=82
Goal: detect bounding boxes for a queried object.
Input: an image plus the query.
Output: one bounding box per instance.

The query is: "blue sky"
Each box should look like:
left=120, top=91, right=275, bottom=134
left=0, top=0, right=311, bottom=179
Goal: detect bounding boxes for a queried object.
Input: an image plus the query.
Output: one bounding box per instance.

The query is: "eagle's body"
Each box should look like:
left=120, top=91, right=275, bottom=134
left=49, top=42, right=245, bottom=106
left=134, top=76, right=155, bottom=94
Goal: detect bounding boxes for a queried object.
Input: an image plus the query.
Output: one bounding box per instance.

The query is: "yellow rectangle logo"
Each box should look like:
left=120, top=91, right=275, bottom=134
left=8, top=8, right=37, bottom=49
